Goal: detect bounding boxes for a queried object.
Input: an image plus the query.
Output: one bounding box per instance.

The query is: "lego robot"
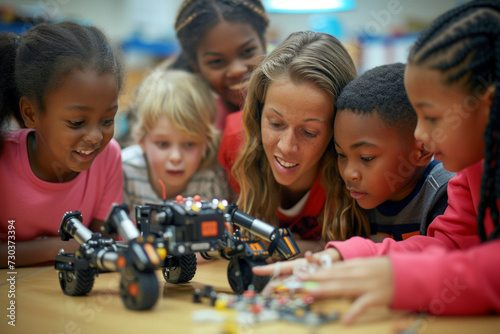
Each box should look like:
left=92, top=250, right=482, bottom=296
left=135, top=197, right=300, bottom=294
left=55, top=197, right=300, bottom=310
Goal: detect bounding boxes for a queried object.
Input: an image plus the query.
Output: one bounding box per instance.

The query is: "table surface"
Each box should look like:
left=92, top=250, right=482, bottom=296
left=1, top=259, right=499, bottom=334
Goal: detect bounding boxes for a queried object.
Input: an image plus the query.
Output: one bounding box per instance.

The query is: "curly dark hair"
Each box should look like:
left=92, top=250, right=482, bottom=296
left=335, top=62, right=416, bottom=140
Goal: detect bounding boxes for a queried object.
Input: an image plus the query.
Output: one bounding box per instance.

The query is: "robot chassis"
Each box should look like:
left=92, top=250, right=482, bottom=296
left=54, top=197, right=300, bottom=310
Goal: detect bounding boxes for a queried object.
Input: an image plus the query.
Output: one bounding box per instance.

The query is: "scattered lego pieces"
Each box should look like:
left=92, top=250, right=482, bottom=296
left=192, top=284, right=339, bottom=327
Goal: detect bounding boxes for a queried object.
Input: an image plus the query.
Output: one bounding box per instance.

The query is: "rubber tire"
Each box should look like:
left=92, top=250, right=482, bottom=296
left=227, top=258, right=270, bottom=294
left=120, top=268, right=159, bottom=310
left=162, top=253, right=197, bottom=283
left=59, top=269, right=95, bottom=296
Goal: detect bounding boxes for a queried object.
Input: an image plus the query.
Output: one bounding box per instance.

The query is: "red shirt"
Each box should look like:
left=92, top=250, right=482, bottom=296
left=218, top=111, right=244, bottom=192
left=215, top=96, right=232, bottom=131
left=277, top=174, right=326, bottom=240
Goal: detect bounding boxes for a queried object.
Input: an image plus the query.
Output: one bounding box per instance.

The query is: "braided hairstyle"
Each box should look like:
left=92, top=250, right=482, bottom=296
left=0, top=21, right=124, bottom=126
left=408, top=0, right=500, bottom=241
left=171, top=0, right=269, bottom=71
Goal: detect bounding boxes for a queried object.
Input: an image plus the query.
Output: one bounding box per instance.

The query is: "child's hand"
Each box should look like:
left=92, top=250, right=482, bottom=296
left=299, top=256, right=394, bottom=324
left=252, top=248, right=342, bottom=277
left=252, top=256, right=305, bottom=277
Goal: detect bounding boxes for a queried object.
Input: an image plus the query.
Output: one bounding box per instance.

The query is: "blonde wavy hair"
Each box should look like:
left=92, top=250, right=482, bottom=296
left=133, top=69, right=220, bottom=169
left=232, top=31, right=369, bottom=241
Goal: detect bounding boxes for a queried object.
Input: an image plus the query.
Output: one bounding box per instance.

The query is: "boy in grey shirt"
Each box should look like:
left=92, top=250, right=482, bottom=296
left=332, top=62, right=455, bottom=241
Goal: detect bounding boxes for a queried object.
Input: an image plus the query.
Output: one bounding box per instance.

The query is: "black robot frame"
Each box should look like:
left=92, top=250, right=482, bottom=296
left=54, top=198, right=300, bottom=310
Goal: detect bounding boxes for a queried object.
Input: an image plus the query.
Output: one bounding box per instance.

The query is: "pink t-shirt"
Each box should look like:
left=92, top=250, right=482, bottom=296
left=0, top=129, right=123, bottom=241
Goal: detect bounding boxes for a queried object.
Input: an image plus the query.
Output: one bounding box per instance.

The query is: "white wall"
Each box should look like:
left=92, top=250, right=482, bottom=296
left=0, top=0, right=469, bottom=71
left=0, top=0, right=132, bottom=41
left=1, top=0, right=467, bottom=42
left=268, top=0, right=468, bottom=41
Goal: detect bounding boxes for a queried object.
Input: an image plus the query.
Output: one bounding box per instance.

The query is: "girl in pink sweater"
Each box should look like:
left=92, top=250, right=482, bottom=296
left=254, top=0, right=500, bottom=323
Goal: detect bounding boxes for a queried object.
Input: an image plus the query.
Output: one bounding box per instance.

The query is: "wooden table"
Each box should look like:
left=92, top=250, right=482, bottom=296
left=1, top=259, right=499, bottom=333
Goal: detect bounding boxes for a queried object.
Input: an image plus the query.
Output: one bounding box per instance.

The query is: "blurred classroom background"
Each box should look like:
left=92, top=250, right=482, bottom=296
left=0, top=0, right=470, bottom=143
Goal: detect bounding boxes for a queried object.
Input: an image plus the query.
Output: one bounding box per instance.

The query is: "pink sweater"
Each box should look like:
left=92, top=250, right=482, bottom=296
left=327, top=160, right=500, bottom=315
left=0, top=129, right=123, bottom=241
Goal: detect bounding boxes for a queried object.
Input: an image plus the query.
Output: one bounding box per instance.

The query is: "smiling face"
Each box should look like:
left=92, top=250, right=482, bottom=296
left=140, top=116, right=206, bottom=199
left=261, top=79, right=333, bottom=196
left=23, top=69, right=118, bottom=182
left=405, top=64, right=491, bottom=172
left=194, top=20, right=266, bottom=113
left=334, top=110, right=424, bottom=209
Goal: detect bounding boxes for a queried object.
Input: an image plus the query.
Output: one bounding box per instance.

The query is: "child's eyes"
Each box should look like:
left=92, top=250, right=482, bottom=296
left=335, top=151, right=375, bottom=163
left=241, top=47, right=257, bottom=57
left=206, top=58, right=223, bottom=67
left=424, top=116, right=437, bottom=123
left=205, top=47, right=258, bottom=67
left=155, top=142, right=198, bottom=149
left=155, top=141, right=168, bottom=148
left=102, top=119, right=114, bottom=127
left=67, top=119, right=114, bottom=127
left=67, top=120, right=84, bottom=127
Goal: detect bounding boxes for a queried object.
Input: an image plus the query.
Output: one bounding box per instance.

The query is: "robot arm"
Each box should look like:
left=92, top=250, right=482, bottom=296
left=103, top=203, right=140, bottom=243
left=58, top=211, right=94, bottom=244
left=224, top=203, right=300, bottom=260
left=103, top=204, right=160, bottom=271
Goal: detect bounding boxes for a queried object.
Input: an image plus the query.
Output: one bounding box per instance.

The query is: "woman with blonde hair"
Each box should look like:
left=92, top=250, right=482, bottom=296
left=220, top=31, right=369, bottom=254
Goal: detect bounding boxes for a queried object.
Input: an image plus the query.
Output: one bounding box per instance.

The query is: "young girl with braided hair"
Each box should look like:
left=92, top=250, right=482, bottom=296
left=170, top=0, right=269, bottom=130
left=0, top=22, right=124, bottom=267
left=254, top=0, right=500, bottom=322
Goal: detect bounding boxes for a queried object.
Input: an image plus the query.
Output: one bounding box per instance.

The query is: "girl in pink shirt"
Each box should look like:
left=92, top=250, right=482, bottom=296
left=0, top=22, right=124, bottom=267
left=254, top=0, right=500, bottom=323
